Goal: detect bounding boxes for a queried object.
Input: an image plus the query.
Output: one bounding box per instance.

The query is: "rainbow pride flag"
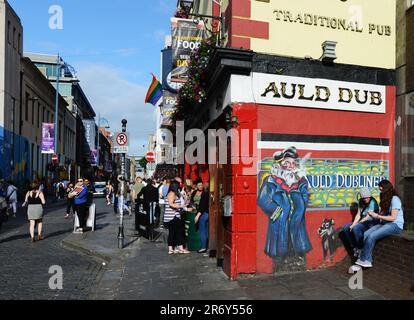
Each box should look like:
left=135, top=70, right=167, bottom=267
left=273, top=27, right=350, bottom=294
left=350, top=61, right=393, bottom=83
left=145, top=73, right=163, bottom=106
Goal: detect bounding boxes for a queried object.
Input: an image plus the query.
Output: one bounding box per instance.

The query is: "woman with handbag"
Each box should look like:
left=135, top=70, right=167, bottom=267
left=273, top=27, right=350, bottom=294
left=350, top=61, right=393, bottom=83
left=164, top=180, right=191, bottom=255
left=23, top=182, right=46, bottom=242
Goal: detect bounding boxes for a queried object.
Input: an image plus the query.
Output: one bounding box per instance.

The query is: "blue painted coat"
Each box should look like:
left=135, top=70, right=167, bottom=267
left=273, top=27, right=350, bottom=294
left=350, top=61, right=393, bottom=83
left=257, top=175, right=312, bottom=258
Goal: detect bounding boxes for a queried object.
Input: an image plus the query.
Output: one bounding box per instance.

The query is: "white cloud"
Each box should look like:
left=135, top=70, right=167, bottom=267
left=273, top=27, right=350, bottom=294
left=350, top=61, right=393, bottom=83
left=74, top=62, right=158, bottom=156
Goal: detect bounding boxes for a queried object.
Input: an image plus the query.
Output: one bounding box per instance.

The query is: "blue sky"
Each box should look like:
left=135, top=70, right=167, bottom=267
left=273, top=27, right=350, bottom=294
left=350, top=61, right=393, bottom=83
left=9, top=0, right=176, bottom=156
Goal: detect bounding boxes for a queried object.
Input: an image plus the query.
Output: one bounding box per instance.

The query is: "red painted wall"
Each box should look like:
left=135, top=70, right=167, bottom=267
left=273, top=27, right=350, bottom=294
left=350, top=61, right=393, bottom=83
left=225, top=87, right=396, bottom=279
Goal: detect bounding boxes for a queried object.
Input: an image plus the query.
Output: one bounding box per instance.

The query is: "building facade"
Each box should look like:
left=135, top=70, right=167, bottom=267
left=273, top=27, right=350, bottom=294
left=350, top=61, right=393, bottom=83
left=173, top=0, right=397, bottom=279
left=25, top=53, right=97, bottom=180
left=21, top=57, right=76, bottom=182
left=0, top=0, right=23, bottom=183
left=395, top=0, right=414, bottom=226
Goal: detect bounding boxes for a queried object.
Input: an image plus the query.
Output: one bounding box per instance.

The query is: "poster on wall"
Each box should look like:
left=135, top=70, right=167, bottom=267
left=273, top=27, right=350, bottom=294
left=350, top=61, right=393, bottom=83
left=90, top=149, right=98, bottom=167
left=161, top=91, right=177, bottom=127
left=82, top=120, right=96, bottom=161
left=171, top=18, right=205, bottom=84
left=41, top=123, right=55, bottom=154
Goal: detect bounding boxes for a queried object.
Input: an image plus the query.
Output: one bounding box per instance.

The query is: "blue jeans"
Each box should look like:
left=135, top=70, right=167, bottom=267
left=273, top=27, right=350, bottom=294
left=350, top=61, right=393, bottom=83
left=199, top=212, right=209, bottom=250
left=342, top=220, right=378, bottom=249
left=360, top=223, right=402, bottom=263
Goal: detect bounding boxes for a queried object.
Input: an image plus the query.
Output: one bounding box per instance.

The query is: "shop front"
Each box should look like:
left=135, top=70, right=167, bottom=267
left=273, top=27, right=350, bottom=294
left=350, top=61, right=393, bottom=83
left=182, top=49, right=395, bottom=279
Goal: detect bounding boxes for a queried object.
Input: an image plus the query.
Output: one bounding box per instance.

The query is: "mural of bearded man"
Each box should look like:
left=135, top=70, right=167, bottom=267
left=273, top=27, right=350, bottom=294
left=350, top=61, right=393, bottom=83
left=257, top=146, right=312, bottom=271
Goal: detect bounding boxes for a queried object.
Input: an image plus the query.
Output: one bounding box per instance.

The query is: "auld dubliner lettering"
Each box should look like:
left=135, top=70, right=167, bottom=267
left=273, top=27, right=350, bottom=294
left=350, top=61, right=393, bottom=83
left=261, top=82, right=383, bottom=106
left=272, top=10, right=391, bottom=36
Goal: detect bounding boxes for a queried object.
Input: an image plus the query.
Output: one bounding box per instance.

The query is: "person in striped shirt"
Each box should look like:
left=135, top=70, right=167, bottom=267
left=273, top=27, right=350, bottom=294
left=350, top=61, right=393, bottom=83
left=164, top=180, right=191, bottom=254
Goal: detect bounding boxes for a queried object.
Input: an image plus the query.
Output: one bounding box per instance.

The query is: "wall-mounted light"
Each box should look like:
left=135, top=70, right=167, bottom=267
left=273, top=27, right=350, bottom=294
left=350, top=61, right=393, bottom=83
left=321, top=40, right=337, bottom=64
left=179, top=0, right=194, bottom=14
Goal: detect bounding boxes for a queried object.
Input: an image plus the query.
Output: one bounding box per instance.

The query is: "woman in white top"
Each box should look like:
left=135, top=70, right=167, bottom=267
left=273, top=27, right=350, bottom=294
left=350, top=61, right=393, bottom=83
left=356, top=180, right=404, bottom=268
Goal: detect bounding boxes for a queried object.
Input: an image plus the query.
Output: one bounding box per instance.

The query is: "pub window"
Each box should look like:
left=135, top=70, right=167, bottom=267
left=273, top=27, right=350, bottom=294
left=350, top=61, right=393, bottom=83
left=18, top=33, right=22, bottom=55
left=25, top=93, right=29, bottom=121
left=31, top=100, right=35, bottom=125
left=7, top=21, right=11, bottom=44
left=13, top=27, right=16, bottom=49
left=37, top=103, right=40, bottom=128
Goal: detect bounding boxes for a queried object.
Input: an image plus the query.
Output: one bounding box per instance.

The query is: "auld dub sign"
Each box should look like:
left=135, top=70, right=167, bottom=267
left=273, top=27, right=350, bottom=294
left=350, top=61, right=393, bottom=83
left=255, top=73, right=386, bottom=113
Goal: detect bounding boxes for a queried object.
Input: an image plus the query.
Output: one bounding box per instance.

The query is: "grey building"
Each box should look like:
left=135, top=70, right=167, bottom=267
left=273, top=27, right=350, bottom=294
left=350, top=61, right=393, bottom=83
left=25, top=53, right=97, bottom=180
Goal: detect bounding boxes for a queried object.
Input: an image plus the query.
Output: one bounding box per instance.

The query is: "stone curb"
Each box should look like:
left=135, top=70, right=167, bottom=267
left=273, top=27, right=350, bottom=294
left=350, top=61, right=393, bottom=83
left=60, top=238, right=111, bottom=264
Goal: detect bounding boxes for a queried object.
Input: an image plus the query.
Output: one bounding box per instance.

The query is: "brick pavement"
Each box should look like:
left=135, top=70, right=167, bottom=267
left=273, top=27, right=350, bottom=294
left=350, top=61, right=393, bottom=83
left=117, top=235, right=384, bottom=300
left=0, top=198, right=387, bottom=300
left=0, top=200, right=105, bottom=300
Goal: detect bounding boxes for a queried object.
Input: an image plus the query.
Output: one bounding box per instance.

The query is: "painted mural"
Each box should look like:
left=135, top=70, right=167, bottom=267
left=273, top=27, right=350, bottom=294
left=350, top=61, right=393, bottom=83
left=0, top=126, right=31, bottom=187
left=258, top=146, right=390, bottom=271
left=257, top=147, right=312, bottom=272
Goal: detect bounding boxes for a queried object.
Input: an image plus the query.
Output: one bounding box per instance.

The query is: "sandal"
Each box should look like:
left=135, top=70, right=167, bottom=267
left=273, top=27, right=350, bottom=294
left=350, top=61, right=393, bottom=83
left=168, top=250, right=174, bottom=255
left=179, top=250, right=190, bottom=254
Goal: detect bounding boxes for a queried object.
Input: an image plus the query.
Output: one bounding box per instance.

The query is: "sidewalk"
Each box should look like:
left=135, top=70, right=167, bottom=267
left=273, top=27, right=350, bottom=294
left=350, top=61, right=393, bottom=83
left=61, top=199, right=384, bottom=300
left=61, top=200, right=140, bottom=299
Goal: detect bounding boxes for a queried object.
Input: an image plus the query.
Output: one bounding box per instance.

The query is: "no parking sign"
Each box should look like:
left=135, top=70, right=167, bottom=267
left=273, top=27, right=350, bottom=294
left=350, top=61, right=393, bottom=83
left=113, top=132, right=130, bottom=154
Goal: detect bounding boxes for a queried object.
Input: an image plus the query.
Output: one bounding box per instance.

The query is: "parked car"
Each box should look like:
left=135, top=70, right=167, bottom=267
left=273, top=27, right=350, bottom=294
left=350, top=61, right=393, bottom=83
left=93, top=181, right=106, bottom=198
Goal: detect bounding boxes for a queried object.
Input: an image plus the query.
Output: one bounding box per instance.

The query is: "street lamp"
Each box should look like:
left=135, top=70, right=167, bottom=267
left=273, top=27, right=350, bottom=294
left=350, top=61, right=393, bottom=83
left=118, top=119, right=128, bottom=249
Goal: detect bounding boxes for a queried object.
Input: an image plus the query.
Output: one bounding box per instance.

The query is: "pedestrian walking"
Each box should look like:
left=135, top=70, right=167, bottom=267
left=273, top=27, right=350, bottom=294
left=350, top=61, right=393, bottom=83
left=164, top=180, right=191, bottom=255
left=105, top=181, right=114, bottom=205
left=355, top=180, right=405, bottom=268
left=0, top=186, right=9, bottom=235
left=191, top=179, right=209, bottom=253
left=22, top=182, right=46, bottom=242
left=69, top=178, right=88, bottom=234
left=6, top=181, right=18, bottom=218
left=116, top=175, right=131, bottom=215
left=64, top=183, right=75, bottom=219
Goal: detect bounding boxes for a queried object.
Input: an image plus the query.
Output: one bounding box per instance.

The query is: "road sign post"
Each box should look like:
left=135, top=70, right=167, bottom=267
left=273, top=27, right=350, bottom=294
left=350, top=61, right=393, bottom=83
left=113, top=124, right=129, bottom=249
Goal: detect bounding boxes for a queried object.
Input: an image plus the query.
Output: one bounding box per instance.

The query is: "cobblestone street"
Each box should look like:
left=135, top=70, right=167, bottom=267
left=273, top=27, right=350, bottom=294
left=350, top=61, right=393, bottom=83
left=0, top=198, right=387, bottom=300
left=0, top=201, right=105, bottom=300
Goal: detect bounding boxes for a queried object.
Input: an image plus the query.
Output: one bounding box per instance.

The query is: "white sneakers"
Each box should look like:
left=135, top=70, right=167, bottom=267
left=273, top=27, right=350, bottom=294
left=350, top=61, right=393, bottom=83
left=355, top=259, right=373, bottom=268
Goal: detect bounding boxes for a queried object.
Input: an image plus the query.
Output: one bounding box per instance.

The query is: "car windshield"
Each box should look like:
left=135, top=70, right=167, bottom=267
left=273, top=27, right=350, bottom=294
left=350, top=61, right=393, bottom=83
left=94, top=182, right=106, bottom=187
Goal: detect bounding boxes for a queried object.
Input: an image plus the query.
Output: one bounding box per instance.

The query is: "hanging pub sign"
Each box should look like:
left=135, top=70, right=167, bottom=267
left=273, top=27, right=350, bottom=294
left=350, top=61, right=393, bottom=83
left=41, top=123, right=55, bottom=154
left=161, top=91, right=177, bottom=127
left=171, top=18, right=205, bottom=84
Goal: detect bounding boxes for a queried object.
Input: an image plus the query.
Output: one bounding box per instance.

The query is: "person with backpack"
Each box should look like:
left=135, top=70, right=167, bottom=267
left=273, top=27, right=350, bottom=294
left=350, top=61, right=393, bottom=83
left=342, top=187, right=380, bottom=259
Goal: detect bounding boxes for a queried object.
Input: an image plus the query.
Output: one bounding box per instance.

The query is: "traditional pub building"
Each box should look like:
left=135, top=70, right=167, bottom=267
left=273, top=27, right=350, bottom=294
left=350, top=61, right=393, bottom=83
left=174, top=0, right=400, bottom=279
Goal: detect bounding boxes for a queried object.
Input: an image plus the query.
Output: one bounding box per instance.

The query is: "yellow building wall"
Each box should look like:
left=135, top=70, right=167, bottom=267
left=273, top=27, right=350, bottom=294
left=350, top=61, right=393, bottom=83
left=250, top=0, right=396, bottom=69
